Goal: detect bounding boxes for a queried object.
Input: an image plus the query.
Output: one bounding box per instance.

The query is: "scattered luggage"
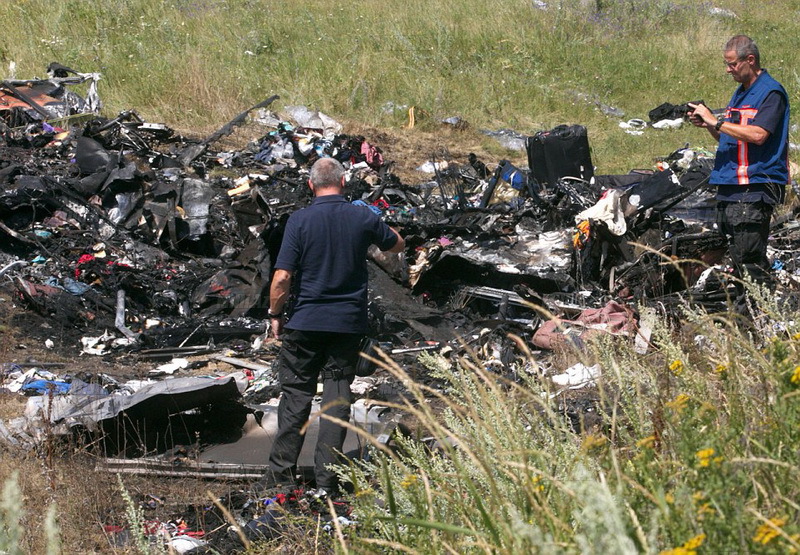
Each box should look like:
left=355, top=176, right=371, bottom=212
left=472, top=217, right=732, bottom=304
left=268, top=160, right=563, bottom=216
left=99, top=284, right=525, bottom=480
left=526, top=124, right=594, bottom=188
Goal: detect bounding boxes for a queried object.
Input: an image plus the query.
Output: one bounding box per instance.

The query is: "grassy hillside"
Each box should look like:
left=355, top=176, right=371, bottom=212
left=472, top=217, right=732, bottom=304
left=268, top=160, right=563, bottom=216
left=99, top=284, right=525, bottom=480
left=2, top=0, right=798, bottom=173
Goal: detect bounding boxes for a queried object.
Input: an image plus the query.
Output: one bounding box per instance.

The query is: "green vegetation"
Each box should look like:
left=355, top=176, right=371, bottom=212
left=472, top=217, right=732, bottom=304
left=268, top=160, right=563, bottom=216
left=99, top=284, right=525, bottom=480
left=1, top=0, right=798, bottom=172
left=340, top=289, right=800, bottom=553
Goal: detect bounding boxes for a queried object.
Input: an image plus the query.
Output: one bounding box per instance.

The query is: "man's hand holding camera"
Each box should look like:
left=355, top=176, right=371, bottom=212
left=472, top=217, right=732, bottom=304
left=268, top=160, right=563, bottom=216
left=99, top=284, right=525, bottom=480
left=688, top=102, right=715, bottom=129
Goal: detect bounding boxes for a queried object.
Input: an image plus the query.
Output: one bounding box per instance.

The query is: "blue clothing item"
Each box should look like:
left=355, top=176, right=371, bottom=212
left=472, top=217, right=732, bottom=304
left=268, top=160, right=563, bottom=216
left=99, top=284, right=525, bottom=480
left=275, top=194, right=398, bottom=333
left=711, top=70, right=790, bottom=199
left=21, top=379, right=71, bottom=395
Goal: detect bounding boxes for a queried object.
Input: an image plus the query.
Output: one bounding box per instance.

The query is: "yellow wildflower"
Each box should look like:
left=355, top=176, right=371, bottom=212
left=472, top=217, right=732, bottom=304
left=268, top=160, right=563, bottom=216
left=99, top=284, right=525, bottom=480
left=659, top=534, right=706, bottom=555
left=355, top=488, right=374, bottom=497
left=791, top=365, right=800, bottom=385
left=400, top=474, right=419, bottom=488
left=669, top=359, right=685, bottom=376
left=714, top=363, right=728, bottom=375
left=697, top=502, right=714, bottom=520
left=683, top=533, right=706, bottom=550
left=696, top=448, right=715, bottom=467
left=637, top=435, right=656, bottom=449
left=664, top=492, right=675, bottom=504
left=665, top=393, right=690, bottom=413
left=531, top=476, right=545, bottom=492
left=792, top=332, right=800, bottom=341
left=753, top=517, right=787, bottom=545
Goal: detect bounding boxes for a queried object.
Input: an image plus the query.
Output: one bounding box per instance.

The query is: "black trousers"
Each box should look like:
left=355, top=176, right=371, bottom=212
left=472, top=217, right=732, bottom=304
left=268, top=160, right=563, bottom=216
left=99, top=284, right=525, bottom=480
left=716, top=200, right=773, bottom=315
left=267, top=329, right=362, bottom=491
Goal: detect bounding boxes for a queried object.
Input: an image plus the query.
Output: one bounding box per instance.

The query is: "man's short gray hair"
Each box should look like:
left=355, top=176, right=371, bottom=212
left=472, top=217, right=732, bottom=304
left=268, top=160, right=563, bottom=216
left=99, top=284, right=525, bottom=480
left=725, top=35, right=760, bottom=66
left=309, top=158, right=345, bottom=189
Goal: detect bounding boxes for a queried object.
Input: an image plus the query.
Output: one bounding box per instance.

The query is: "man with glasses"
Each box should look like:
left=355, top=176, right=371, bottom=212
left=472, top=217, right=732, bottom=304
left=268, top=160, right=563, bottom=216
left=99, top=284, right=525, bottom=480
left=689, top=35, right=790, bottom=320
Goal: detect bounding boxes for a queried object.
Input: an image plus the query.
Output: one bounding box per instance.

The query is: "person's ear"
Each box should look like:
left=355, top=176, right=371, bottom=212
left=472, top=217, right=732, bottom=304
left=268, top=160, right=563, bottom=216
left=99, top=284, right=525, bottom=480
left=308, top=179, right=315, bottom=192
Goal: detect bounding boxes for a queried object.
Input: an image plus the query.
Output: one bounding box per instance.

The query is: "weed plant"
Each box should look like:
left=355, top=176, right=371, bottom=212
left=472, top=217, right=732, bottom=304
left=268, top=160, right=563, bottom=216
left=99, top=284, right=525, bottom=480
left=0, top=0, right=797, bottom=172
left=339, top=288, right=800, bottom=553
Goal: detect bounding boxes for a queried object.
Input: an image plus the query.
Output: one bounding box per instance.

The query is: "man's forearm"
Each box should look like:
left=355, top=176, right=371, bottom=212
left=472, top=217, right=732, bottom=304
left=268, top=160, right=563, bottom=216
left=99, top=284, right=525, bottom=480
left=716, top=121, right=769, bottom=145
left=269, top=269, right=293, bottom=315
left=386, top=227, right=405, bottom=254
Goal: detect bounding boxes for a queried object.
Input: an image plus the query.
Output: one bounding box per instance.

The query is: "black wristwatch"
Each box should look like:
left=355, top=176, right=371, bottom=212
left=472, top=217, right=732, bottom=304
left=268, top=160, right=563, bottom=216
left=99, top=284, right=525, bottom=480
left=714, top=119, right=724, bottom=132
left=268, top=311, right=282, bottom=318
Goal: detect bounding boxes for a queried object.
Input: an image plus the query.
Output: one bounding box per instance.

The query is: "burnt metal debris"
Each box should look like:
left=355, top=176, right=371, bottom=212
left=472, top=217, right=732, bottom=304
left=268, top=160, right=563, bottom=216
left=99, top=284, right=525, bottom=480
left=3, top=65, right=797, bottom=414
left=2, top=63, right=800, bottom=549
left=3, top=66, right=798, bottom=392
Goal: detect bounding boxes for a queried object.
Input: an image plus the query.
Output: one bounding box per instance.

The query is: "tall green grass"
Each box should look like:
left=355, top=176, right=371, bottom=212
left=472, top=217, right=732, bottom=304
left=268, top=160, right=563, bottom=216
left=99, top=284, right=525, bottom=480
left=2, top=0, right=798, bottom=172
left=337, top=288, right=800, bottom=552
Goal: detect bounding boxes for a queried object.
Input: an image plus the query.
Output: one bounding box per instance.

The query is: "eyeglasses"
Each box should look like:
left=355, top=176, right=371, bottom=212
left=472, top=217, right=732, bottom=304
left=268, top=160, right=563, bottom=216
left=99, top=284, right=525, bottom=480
left=724, top=57, right=750, bottom=69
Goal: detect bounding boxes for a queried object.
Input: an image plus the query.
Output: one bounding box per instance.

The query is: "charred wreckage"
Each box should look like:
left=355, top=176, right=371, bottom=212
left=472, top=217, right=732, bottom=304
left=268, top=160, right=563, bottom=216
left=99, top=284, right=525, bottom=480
left=2, top=65, right=800, bottom=548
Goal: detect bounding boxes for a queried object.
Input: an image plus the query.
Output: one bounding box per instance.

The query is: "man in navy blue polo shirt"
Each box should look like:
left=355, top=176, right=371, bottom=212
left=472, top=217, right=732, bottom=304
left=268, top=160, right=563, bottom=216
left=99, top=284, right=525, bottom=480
left=264, top=157, right=404, bottom=495
left=690, top=35, right=789, bottom=318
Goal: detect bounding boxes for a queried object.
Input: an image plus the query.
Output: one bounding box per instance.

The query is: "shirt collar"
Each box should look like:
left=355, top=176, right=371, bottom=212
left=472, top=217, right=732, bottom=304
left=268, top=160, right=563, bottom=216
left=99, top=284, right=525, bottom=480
left=311, top=194, right=346, bottom=205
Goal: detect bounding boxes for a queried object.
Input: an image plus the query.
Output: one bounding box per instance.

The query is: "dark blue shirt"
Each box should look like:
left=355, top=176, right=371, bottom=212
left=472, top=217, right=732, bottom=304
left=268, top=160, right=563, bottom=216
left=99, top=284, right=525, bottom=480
left=275, top=195, right=398, bottom=333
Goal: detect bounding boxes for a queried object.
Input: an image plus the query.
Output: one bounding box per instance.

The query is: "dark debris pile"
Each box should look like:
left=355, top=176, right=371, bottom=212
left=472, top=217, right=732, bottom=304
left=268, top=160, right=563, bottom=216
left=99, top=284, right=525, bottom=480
left=4, top=64, right=800, bottom=364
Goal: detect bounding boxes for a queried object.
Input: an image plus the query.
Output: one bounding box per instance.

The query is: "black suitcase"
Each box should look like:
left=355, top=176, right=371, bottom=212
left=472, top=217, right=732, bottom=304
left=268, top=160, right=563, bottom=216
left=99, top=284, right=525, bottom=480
left=526, top=124, right=594, bottom=187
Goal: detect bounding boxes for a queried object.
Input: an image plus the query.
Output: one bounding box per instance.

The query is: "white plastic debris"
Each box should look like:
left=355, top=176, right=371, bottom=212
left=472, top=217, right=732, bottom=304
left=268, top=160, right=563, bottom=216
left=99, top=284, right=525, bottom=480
left=350, top=377, right=378, bottom=395
left=416, top=160, right=449, bottom=174
left=80, top=331, right=117, bottom=356
left=167, top=535, right=209, bottom=554
left=283, top=105, right=343, bottom=138
left=149, top=358, right=190, bottom=376
left=619, top=119, right=646, bottom=135
left=550, top=363, right=601, bottom=388
left=635, top=307, right=656, bottom=355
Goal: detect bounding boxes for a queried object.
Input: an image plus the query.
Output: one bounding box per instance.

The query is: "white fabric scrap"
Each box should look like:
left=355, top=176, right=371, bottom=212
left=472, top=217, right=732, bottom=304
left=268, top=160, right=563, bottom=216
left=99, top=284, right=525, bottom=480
left=652, top=118, right=684, bottom=130
left=576, top=188, right=627, bottom=236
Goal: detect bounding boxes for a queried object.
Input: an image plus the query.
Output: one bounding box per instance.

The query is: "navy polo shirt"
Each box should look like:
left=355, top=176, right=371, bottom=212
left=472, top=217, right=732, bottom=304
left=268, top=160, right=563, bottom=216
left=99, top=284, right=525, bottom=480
left=274, top=194, right=398, bottom=333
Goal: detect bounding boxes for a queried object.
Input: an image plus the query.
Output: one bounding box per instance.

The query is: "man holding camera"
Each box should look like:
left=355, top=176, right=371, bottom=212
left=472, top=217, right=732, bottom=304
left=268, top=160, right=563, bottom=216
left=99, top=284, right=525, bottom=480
left=690, top=35, right=790, bottom=318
